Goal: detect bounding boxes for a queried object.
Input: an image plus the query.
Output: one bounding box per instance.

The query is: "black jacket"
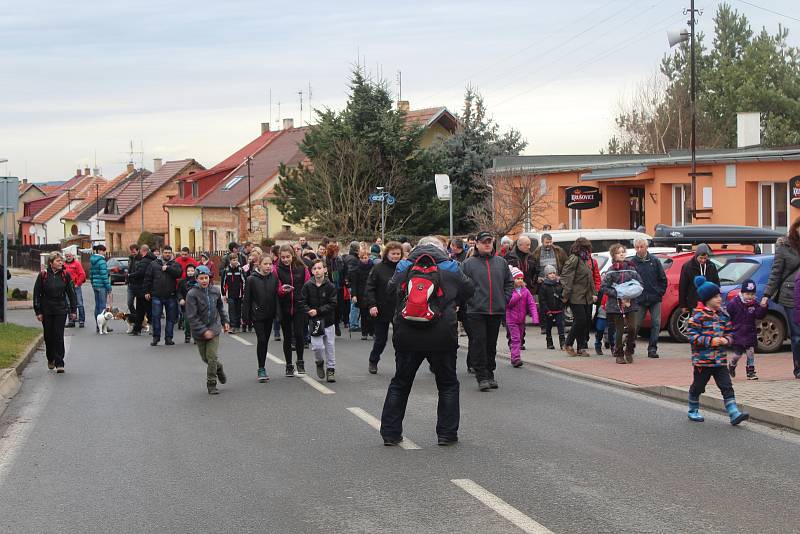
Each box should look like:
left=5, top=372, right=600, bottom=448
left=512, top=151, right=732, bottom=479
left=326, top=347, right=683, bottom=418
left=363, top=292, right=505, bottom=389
left=365, top=259, right=399, bottom=322
left=145, top=258, right=182, bottom=299
left=679, top=256, right=720, bottom=310
left=461, top=252, right=514, bottom=316
left=631, top=252, right=667, bottom=305
left=128, top=252, right=155, bottom=292
left=242, top=270, right=279, bottom=323
left=505, top=245, right=535, bottom=292
left=222, top=266, right=247, bottom=299
left=275, top=262, right=309, bottom=317
left=351, top=259, right=374, bottom=310
left=343, top=253, right=360, bottom=287
left=300, top=278, right=337, bottom=325
left=765, top=243, right=800, bottom=308
left=33, top=267, right=77, bottom=316
left=389, top=245, right=474, bottom=353
left=178, top=276, right=198, bottom=304
left=538, top=279, right=564, bottom=314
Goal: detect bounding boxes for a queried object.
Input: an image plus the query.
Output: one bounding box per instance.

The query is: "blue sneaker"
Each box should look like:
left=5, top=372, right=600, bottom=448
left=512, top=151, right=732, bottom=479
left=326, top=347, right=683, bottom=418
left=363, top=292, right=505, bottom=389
left=257, top=367, right=269, bottom=383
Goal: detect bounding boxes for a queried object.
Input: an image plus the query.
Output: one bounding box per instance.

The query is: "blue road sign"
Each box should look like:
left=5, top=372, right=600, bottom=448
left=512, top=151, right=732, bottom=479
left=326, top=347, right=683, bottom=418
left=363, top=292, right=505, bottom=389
left=369, top=193, right=384, bottom=202
left=386, top=195, right=396, bottom=205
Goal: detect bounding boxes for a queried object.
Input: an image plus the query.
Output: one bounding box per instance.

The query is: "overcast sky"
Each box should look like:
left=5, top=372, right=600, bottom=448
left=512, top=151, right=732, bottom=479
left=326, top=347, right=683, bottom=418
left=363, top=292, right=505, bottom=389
left=1, top=0, right=798, bottom=181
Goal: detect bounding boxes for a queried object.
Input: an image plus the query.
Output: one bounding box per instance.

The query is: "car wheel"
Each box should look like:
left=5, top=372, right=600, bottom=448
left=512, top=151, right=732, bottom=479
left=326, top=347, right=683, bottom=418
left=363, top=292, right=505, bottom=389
left=668, top=308, right=691, bottom=343
left=757, top=312, right=786, bottom=353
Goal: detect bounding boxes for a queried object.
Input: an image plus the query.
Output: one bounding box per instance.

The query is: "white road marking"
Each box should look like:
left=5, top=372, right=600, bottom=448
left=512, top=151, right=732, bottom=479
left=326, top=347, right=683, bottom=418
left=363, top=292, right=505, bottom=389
left=451, top=478, right=553, bottom=534
left=346, top=407, right=420, bottom=450
left=229, top=334, right=253, bottom=346
left=265, top=353, right=335, bottom=394
left=0, top=338, right=69, bottom=486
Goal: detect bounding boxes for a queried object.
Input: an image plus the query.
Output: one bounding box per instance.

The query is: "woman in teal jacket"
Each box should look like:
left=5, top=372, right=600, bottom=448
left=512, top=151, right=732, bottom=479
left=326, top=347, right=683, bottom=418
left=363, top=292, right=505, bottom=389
left=89, top=244, right=112, bottom=333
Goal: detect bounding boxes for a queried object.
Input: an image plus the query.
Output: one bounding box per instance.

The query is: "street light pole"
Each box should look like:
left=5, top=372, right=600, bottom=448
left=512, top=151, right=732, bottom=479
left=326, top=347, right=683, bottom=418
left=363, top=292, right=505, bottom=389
left=376, top=186, right=385, bottom=243
left=246, top=156, right=253, bottom=233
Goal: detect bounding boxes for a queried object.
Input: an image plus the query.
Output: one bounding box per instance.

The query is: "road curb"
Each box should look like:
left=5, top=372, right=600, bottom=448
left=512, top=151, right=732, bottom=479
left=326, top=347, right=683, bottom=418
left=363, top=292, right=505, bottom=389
left=0, top=333, right=43, bottom=417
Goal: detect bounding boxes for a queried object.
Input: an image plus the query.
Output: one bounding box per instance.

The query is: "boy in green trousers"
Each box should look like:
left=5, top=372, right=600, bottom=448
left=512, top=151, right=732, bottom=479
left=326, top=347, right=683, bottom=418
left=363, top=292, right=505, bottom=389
left=186, top=265, right=230, bottom=394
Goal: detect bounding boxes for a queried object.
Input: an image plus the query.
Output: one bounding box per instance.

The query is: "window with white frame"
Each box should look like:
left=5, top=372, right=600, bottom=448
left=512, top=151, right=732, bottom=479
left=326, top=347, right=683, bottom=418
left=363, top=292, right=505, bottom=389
left=759, top=182, right=789, bottom=253
left=672, top=184, right=692, bottom=226
left=569, top=208, right=582, bottom=230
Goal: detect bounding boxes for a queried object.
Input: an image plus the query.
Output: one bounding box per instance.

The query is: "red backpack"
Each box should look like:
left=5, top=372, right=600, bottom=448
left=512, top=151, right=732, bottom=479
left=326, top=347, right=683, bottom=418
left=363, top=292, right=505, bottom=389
left=400, top=254, right=444, bottom=323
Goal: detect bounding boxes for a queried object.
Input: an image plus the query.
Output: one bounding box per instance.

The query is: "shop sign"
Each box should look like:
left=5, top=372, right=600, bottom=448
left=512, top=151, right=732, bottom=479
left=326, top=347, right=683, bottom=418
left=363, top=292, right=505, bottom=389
left=564, top=186, right=601, bottom=210
left=790, top=176, right=800, bottom=208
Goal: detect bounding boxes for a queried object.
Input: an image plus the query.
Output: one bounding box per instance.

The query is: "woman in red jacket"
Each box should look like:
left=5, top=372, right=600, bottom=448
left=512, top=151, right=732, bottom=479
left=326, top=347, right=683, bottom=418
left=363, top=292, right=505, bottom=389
left=63, top=250, right=87, bottom=328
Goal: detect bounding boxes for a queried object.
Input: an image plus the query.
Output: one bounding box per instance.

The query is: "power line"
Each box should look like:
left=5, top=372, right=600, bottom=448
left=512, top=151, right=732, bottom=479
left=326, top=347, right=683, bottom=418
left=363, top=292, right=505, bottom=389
left=732, top=0, right=800, bottom=23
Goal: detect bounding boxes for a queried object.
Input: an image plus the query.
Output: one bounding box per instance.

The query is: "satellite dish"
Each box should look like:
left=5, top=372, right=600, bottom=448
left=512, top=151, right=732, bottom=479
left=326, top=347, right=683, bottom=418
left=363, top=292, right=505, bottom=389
left=667, top=28, right=689, bottom=48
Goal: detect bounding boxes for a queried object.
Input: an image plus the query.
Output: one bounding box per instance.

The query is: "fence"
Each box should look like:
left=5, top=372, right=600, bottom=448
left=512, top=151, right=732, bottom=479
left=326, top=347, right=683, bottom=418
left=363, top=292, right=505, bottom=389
left=4, top=245, right=62, bottom=271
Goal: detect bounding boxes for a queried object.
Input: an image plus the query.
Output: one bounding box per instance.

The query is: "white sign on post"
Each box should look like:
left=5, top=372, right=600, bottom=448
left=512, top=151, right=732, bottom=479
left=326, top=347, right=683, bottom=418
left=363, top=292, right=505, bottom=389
left=434, top=174, right=451, bottom=200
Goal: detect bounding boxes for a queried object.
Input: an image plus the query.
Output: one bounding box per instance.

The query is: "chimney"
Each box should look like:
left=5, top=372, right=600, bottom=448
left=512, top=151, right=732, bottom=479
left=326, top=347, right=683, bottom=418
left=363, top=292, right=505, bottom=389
left=153, top=158, right=163, bottom=172
left=22, top=178, right=27, bottom=184
left=93, top=167, right=100, bottom=176
left=737, top=112, right=761, bottom=148
left=76, top=168, right=82, bottom=176
left=261, top=122, right=270, bottom=134
left=397, top=100, right=410, bottom=112
left=85, top=166, right=91, bottom=176
left=127, top=162, right=135, bottom=173
left=283, top=118, right=294, bottom=130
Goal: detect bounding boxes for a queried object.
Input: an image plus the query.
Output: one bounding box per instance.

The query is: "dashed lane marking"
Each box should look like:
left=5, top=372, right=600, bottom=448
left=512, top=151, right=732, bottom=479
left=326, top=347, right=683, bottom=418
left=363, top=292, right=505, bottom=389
left=451, top=478, right=554, bottom=534
left=265, top=353, right=335, bottom=394
left=229, top=334, right=253, bottom=346
left=346, top=407, right=421, bottom=450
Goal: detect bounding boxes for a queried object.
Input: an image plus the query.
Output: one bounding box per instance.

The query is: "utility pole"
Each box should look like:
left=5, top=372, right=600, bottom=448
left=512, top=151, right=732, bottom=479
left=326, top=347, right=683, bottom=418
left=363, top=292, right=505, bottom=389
left=95, top=183, right=100, bottom=239
left=246, top=156, right=253, bottom=233
left=689, top=0, right=697, bottom=220
left=376, top=186, right=386, bottom=244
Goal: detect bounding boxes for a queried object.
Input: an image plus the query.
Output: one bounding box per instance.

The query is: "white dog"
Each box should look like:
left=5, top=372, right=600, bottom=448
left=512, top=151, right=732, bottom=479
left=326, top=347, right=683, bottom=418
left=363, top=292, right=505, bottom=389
left=97, top=311, right=114, bottom=334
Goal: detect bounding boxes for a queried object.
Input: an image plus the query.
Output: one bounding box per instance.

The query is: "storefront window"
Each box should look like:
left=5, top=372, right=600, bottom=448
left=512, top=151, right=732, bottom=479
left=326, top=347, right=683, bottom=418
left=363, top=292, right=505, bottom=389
left=672, top=185, right=691, bottom=226
left=569, top=208, right=582, bottom=229
left=759, top=182, right=790, bottom=253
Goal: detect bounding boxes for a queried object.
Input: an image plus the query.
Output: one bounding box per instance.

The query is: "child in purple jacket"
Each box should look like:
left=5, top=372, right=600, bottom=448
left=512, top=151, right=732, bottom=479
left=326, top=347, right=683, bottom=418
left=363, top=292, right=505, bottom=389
left=506, top=267, right=539, bottom=368
left=726, top=279, right=767, bottom=380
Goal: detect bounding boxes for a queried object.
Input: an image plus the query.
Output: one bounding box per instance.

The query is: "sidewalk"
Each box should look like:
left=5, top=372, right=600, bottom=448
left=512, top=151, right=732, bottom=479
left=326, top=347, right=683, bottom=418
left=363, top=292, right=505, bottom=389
left=496, top=324, right=800, bottom=432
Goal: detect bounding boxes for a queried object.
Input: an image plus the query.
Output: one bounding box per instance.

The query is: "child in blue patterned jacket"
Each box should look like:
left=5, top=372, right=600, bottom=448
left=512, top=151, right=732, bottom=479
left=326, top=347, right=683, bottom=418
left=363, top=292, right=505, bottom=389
left=685, top=276, right=749, bottom=425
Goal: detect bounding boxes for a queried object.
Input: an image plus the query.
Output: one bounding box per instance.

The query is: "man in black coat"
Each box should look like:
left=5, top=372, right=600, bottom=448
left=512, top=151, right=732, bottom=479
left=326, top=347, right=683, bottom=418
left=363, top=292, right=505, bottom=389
left=679, top=243, right=720, bottom=313
left=631, top=238, right=668, bottom=358
left=128, top=244, right=155, bottom=335
left=364, top=242, right=403, bottom=374
left=380, top=237, right=474, bottom=447
left=144, top=245, right=182, bottom=346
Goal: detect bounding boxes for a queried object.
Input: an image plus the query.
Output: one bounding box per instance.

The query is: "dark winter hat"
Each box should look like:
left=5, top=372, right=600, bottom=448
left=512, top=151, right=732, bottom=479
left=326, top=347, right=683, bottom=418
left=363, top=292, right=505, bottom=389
left=741, top=279, right=757, bottom=293
left=370, top=244, right=381, bottom=255
left=694, top=275, right=720, bottom=303
left=476, top=231, right=493, bottom=242
left=228, top=242, right=239, bottom=251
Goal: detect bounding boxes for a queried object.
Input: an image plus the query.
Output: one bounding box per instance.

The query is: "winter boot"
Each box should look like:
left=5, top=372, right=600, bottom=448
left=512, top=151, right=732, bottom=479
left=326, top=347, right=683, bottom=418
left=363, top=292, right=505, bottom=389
left=316, top=361, right=325, bottom=379
left=207, top=382, right=219, bottom=395
left=216, top=365, right=227, bottom=384
left=724, top=397, right=749, bottom=425
left=746, top=366, right=758, bottom=380
left=687, top=396, right=704, bottom=422
left=559, top=335, right=565, bottom=350
left=728, top=364, right=737, bottom=378
left=285, top=364, right=295, bottom=377
left=326, top=368, right=336, bottom=383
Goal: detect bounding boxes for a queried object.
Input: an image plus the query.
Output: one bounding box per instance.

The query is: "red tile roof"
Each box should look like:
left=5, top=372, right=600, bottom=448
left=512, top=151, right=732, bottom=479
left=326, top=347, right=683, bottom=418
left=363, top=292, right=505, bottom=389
left=63, top=169, right=149, bottom=220
left=31, top=176, right=109, bottom=224
left=99, top=159, right=202, bottom=221
left=197, top=128, right=308, bottom=208
left=40, top=185, right=62, bottom=194
left=404, top=106, right=458, bottom=132
left=19, top=194, right=60, bottom=222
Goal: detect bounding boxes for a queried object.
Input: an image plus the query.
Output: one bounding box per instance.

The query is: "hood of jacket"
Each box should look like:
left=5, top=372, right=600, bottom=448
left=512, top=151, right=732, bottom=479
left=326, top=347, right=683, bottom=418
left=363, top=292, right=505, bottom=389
left=694, top=244, right=712, bottom=258
left=348, top=241, right=360, bottom=256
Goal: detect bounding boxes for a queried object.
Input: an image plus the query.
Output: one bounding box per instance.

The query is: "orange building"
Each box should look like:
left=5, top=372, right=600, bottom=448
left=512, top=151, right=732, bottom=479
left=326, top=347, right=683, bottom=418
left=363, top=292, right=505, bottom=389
left=491, top=146, right=800, bottom=243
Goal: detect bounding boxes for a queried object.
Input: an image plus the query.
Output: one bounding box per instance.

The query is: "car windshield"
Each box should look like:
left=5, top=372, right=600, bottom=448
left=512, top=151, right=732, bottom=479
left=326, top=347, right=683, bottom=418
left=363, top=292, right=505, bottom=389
left=659, top=257, right=673, bottom=271
left=718, top=260, right=759, bottom=286
left=594, top=256, right=610, bottom=270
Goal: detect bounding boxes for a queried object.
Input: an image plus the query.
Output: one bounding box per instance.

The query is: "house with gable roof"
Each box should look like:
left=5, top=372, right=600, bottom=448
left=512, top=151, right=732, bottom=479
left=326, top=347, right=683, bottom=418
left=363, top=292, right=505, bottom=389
left=98, top=158, right=204, bottom=252
left=400, top=101, right=459, bottom=147
left=1, top=180, right=47, bottom=244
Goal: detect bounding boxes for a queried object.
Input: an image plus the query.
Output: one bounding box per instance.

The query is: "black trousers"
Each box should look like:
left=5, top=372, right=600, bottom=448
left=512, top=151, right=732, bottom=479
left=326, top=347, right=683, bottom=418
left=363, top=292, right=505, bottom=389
left=252, top=318, right=274, bottom=368
left=466, top=314, right=503, bottom=381
left=280, top=313, right=306, bottom=365
left=380, top=349, right=459, bottom=441
left=43, top=313, right=67, bottom=367
left=566, top=303, right=592, bottom=350
left=359, top=308, right=374, bottom=336
left=134, top=290, right=151, bottom=332
left=689, top=366, right=735, bottom=400
left=369, top=320, right=391, bottom=364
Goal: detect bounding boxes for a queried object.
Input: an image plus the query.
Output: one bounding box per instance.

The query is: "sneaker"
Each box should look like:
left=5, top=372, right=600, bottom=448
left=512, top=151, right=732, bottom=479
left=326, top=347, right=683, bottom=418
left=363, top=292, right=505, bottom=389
left=207, top=384, right=219, bottom=395
left=47, top=361, right=55, bottom=370
left=360, top=334, right=367, bottom=341
left=335, top=324, right=341, bottom=337
left=478, top=380, right=491, bottom=392
left=615, top=356, right=626, bottom=364
left=747, top=369, right=758, bottom=380
left=729, top=364, right=737, bottom=378
left=296, top=361, right=306, bottom=375
left=56, top=367, right=65, bottom=373
left=577, top=349, right=591, bottom=357
left=65, top=322, right=76, bottom=328
left=326, top=368, right=336, bottom=383
left=216, top=365, right=227, bottom=384
left=488, top=378, right=498, bottom=389
left=258, top=367, right=268, bottom=383
left=185, top=337, right=191, bottom=344
left=79, top=322, right=85, bottom=328
left=383, top=436, right=403, bottom=446
left=511, top=360, right=523, bottom=368
left=316, top=361, right=325, bottom=379
left=150, top=339, right=159, bottom=346
left=285, top=365, right=295, bottom=377
left=437, top=437, right=458, bottom=446
left=594, top=344, right=603, bottom=356
left=624, top=352, right=634, bottom=364
left=106, top=327, right=113, bottom=332
left=648, top=352, right=659, bottom=359
left=165, top=339, right=175, bottom=346
left=368, top=362, right=378, bottom=374
left=546, top=341, right=555, bottom=350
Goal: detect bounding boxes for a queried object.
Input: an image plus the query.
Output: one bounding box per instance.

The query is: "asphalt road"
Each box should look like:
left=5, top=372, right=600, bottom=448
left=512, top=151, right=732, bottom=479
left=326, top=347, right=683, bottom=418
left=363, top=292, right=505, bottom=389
left=1, top=305, right=800, bottom=533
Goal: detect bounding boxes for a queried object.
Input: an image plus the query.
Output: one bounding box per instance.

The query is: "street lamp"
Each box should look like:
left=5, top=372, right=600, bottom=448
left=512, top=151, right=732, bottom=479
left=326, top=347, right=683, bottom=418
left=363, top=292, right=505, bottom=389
left=245, top=156, right=253, bottom=233
left=376, top=186, right=385, bottom=244
left=668, top=1, right=701, bottom=222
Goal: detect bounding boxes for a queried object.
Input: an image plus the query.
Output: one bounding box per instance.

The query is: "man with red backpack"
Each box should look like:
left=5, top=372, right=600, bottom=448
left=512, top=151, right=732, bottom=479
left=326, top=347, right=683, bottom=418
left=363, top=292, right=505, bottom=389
left=380, top=236, right=473, bottom=447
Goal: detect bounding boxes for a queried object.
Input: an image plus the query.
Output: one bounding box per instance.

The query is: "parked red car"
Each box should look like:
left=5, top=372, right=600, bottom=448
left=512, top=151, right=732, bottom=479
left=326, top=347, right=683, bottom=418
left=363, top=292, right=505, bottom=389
left=640, top=250, right=753, bottom=341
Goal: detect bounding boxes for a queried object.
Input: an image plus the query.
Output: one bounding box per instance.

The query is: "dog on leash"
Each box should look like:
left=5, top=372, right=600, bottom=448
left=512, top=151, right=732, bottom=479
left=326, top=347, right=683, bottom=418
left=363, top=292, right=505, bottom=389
left=121, top=312, right=150, bottom=334
left=97, top=310, right=114, bottom=334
